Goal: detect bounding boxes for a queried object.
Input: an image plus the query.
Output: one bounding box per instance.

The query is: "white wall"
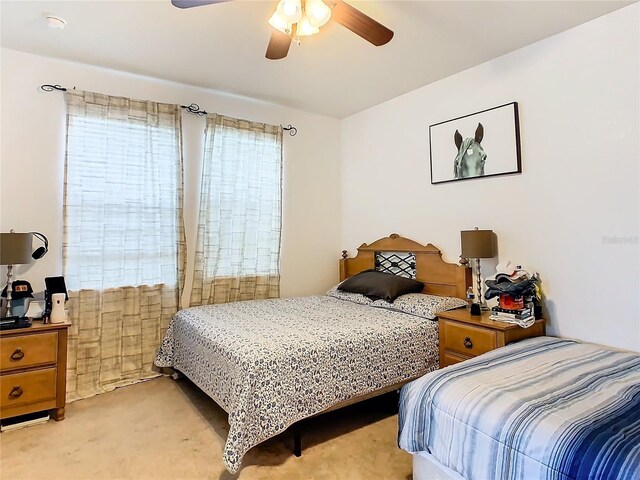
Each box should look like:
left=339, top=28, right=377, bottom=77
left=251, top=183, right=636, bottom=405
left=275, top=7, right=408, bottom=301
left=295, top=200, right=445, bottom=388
left=2, top=6, right=639, bottom=351
left=0, top=48, right=342, bottom=303
left=341, top=5, right=640, bottom=351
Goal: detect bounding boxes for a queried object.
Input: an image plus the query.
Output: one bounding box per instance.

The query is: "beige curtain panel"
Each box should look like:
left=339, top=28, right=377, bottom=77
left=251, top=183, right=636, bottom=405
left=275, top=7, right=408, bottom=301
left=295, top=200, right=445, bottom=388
left=190, top=114, right=283, bottom=306
left=63, top=90, right=186, bottom=401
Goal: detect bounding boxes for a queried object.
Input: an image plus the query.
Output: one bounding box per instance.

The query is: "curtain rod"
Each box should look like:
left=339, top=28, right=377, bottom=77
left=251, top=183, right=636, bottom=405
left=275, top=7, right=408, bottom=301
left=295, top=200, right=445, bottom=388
left=180, top=102, right=297, bottom=136
left=40, top=84, right=298, bottom=137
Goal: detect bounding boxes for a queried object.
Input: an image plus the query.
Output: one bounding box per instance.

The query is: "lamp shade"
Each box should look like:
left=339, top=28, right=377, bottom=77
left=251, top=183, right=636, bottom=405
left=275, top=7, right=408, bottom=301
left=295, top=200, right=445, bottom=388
left=268, top=11, right=290, bottom=33
left=461, top=229, right=495, bottom=259
left=0, top=233, right=33, bottom=265
left=296, top=14, right=320, bottom=36
left=277, top=0, right=302, bottom=23
left=306, top=0, right=331, bottom=27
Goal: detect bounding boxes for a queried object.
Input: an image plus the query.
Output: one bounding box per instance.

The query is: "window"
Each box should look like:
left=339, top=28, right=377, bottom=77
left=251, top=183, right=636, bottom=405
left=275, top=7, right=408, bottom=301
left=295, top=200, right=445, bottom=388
left=63, top=91, right=184, bottom=291
left=190, top=115, right=282, bottom=305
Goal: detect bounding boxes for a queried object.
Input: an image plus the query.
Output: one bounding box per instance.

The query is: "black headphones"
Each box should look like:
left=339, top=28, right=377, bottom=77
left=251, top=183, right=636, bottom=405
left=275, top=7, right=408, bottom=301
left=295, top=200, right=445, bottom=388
left=31, top=232, right=49, bottom=260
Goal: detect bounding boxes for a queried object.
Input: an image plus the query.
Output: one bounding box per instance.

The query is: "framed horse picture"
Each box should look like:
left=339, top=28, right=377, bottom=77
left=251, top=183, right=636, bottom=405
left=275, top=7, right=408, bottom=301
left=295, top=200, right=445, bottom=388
left=429, top=102, right=521, bottom=184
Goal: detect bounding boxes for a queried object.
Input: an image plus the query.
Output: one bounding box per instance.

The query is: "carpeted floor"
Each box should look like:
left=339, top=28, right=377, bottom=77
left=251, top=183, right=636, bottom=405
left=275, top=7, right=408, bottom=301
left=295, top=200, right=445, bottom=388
left=1, top=377, right=413, bottom=480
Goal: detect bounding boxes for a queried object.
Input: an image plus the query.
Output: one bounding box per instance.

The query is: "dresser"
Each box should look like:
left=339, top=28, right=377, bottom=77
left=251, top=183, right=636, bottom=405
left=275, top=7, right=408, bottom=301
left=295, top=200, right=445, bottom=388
left=1, top=321, right=70, bottom=421
left=438, top=309, right=545, bottom=368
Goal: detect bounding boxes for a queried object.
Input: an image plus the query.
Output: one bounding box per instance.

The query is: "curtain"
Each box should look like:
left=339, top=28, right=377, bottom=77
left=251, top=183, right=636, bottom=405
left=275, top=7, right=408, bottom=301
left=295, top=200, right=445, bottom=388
left=190, top=115, right=282, bottom=306
left=63, top=90, right=185, bottom=401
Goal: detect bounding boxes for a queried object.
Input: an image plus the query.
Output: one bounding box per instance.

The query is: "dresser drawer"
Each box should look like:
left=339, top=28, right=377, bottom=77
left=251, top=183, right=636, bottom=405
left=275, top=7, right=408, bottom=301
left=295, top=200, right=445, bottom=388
left=0, top=332, right=58, bottom=371
left=443, top=321, right=496, bottom=357
left=0, top=368, right=57, bottom=410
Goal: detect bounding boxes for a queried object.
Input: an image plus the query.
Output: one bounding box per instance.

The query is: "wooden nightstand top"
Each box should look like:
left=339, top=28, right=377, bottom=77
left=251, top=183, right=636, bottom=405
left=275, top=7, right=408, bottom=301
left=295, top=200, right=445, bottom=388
left=0, top=320, right=71, bottom=337
left=437, top=308, right=545, bottom=331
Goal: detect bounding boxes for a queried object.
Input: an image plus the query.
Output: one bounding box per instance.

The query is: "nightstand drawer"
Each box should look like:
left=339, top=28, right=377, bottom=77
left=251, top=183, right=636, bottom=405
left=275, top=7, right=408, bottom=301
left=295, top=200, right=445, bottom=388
left=443, top=321, right=496, bottom=357
left=0, top=332, right=58, bottom=371
left=0, top=368, right=57, bottom=410
left=443, top=352, right=470, bottom=366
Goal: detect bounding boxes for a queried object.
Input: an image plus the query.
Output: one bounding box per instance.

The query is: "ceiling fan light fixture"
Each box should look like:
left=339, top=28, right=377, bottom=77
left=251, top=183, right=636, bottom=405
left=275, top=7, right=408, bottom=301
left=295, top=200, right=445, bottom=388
left=296, top=14, right=320, bottom=37
left=277, top=0, right=302, bottom=24
left=268, top=11, right=290, bottom=34
left=305, top=0, right=331, bottom=28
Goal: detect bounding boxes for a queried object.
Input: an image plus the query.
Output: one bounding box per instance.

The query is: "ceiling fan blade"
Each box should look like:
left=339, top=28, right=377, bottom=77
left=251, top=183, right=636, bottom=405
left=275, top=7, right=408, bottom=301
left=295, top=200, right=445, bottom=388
left=331, top=0, right=394, bottom=46
left=171, top=0, right=230, bottom=9
left=265, top=30, right=292, bottom=60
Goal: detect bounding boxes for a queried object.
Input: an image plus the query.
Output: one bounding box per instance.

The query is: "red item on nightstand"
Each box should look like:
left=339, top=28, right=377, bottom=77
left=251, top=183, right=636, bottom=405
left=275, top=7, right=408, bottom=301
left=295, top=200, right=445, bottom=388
left=499, top=294, right=524, bottom=310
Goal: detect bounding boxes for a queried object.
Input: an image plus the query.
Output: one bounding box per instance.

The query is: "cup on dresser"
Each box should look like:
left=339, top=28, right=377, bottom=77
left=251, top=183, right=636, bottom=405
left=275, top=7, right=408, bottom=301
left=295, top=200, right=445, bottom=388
left=50, top=293, right=67, bottom=323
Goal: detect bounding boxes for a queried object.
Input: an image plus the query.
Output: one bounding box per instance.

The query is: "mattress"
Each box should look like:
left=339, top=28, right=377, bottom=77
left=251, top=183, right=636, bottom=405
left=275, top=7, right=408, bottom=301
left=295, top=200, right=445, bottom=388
left=413, top=451, right=464, bottom=480
left=155, top=295, right=439, bottom=473
left=399, top=336, right=640, bottom=480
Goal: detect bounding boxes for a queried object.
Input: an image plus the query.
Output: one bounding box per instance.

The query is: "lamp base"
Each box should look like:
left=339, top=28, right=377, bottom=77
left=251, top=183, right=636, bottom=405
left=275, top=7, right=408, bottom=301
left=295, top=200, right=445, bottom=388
left=2, top=265, right=14, bottom=319
left=474, top=258, right=486, bottom=310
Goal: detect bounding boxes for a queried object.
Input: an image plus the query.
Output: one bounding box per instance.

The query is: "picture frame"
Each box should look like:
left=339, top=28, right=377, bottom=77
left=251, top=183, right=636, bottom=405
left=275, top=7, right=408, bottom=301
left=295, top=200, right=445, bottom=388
left=429, top=102, right=521, bottom=185
left=44, top=276, right=68, bottom=313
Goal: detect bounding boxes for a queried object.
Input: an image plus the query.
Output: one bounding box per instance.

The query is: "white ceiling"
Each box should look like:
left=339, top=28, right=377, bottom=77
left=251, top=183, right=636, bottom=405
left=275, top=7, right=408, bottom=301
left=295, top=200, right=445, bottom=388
left=1, top=0, right=633, bottom=118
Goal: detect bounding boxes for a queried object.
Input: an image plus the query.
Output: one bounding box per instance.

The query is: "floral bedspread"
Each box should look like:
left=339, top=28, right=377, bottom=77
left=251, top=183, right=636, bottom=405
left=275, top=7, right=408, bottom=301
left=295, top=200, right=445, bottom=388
left=155, top=295, right=439, bottom=473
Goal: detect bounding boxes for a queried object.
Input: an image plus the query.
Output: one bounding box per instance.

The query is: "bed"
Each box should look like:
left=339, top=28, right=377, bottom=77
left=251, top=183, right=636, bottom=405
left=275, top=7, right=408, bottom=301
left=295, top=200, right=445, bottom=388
left=155, top=234, right=471, bottom=473
left=398, top=336, right=640, bottom=480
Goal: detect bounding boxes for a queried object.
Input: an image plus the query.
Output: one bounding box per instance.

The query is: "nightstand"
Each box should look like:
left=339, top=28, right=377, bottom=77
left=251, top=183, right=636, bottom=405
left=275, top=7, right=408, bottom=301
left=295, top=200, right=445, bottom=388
left=0, top=321, right=70, bottom=421
left=437, top=309, right=545, bottom=368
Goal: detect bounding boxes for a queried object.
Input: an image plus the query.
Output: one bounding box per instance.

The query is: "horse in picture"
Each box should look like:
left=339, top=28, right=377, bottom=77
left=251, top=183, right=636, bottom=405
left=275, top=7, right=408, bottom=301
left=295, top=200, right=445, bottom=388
left=453, top=123, right=486, bottom=179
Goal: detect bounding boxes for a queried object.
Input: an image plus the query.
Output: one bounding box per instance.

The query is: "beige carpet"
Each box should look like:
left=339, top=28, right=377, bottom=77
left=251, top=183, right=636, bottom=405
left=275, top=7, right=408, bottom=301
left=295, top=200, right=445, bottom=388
left=1, top=377, right=412, bottom=480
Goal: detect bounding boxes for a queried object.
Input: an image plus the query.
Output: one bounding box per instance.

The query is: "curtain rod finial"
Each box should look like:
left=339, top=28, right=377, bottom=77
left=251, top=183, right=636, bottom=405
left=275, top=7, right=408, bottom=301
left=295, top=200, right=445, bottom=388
left=181, top=103, right=207, bottom=116
left=281, top=124, right=297, bottom=136
left=41, top=84, right=68, bottom=92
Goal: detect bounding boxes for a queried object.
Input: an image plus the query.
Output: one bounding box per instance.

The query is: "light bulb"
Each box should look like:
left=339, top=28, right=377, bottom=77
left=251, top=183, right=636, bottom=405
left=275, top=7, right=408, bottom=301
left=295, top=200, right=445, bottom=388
left=305, top=0, right=331, bottom=28
left=268, top=11, right=290, bottom=34
left=296, top=14, right=319, bottom=37
left=276, top=0, right=302, bottom=23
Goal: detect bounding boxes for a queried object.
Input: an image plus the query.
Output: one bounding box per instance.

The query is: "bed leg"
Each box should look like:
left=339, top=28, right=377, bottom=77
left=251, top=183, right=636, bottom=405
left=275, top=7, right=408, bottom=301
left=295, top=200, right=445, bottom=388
left=293, top=424, right=302, bottom=457
left=394, top=389, right=401, bottom=413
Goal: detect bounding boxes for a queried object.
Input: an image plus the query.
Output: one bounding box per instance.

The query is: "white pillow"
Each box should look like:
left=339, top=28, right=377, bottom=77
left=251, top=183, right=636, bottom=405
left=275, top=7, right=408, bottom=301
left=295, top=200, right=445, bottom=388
left=325, top=285, right=374, bottom=305
left=372, top=293, right=466, bottom=320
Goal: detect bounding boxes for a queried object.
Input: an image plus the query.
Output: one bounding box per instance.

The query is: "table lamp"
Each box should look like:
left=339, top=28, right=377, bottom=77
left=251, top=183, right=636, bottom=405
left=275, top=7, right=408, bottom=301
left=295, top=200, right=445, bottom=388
left=461, top=227, right=496, bottom=312
left=1, top=231, right=34, bottom=318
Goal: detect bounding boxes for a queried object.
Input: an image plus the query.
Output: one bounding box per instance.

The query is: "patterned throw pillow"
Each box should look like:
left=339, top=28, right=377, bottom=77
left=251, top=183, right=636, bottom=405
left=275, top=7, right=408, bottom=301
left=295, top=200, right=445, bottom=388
left=325, top=285, right=374, bottom=305
left=371, top=293, right=467, bottom=320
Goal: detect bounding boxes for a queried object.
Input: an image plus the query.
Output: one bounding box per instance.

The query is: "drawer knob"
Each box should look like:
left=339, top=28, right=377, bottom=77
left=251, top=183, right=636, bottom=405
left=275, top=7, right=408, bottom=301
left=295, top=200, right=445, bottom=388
left=10, top=348, right=25, bottom=361
left=463, top=337, right=473, bottom=349
left=9, top=386, right=23, bottom=399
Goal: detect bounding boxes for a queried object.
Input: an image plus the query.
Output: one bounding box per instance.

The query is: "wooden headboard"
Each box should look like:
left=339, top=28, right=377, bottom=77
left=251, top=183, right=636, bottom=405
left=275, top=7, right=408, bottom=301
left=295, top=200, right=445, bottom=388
left=339, top=233, right=472, bottom=299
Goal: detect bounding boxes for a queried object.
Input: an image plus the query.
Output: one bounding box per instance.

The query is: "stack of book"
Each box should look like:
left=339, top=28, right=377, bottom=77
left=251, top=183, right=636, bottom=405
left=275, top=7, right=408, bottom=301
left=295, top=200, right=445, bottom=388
left=490, top=306, right=535, bottom=328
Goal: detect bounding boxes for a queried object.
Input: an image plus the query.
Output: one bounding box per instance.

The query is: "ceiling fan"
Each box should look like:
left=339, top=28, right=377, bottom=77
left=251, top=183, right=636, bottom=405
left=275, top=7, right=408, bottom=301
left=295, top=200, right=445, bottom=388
left=171, top=0, right=394, bottom=60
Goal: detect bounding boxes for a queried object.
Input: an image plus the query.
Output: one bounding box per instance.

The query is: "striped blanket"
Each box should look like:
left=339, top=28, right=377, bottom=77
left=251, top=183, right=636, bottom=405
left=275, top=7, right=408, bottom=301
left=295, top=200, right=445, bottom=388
left=398, top=337, right=640, bottom=480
